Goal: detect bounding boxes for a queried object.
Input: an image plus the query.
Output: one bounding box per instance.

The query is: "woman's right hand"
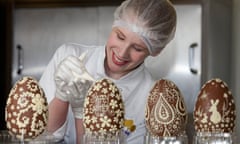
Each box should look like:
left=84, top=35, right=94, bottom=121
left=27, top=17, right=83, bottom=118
left=54, top=53, right=95, bottom=119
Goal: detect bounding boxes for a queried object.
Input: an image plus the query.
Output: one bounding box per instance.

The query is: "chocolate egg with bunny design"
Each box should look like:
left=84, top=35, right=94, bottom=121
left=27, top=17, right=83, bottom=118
left=145, top=79, right=187, bottom=137
left=193, top=78, right=236, bottom=133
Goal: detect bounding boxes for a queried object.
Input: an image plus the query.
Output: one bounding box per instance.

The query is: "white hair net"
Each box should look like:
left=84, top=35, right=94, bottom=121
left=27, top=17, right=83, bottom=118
left=113, top=0, right=177, bottom=56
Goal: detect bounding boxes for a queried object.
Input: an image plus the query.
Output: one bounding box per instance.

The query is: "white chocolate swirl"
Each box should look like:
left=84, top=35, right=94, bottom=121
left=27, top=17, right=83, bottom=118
left=145, top=79, right=187, bottom=137
left=5, top=76, right=48, bottom=140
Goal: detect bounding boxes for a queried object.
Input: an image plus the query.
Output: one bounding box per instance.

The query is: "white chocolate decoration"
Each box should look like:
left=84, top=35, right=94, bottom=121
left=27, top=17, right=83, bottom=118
left=145, top=79, right=187, bottom=137
left=83, top=78, right=124, bottom=136
left=194, top=78, right=236, bottom=133
left=5, top=76, right=48, bottom=140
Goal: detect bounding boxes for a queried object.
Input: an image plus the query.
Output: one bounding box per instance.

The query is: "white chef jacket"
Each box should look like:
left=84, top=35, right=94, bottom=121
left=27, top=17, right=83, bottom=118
left=39, top=43, right=155, bottom=144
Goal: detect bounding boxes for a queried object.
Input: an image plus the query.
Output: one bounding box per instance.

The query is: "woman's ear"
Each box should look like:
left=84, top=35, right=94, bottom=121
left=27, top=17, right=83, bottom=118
left=151, top=52, right=160, bottom=57
left=151, top=47, right=164, bottom=57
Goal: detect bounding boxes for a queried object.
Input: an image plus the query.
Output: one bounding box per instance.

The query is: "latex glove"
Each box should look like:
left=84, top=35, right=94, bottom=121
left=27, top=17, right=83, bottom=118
left=54, top=52, right=95, bottom=119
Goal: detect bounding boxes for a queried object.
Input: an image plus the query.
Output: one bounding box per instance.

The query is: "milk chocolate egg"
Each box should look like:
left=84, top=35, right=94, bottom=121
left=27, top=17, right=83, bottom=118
left=83, top=78, right=124, bottom=136
left=5, top=76, right=48, bottom=140
left=145, top=79, right=187, bottom=137
left=193, top=78, right=236, bottom=133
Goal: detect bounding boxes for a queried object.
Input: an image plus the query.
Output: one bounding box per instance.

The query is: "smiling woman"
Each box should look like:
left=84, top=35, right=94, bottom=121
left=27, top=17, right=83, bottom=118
left=1, top=0, right=234, bottom=143
left=105, top=27, right=150, bottom=79
left=39, top=0, right=177, bottom=143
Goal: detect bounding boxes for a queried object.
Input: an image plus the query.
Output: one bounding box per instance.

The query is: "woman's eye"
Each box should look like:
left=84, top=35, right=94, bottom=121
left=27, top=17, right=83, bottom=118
left=117, top=34, right=125, bottom=40
left=133, top=46, right=143, bottom=52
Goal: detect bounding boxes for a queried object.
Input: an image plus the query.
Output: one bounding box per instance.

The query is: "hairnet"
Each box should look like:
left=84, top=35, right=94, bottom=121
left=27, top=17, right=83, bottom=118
left=113, top=0, right=177, bottom=56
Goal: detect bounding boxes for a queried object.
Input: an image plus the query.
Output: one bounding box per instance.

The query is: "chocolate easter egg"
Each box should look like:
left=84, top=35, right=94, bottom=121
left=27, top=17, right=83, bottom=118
left=83, top=78, right=124, bottom=136
left=145, top=79, right=187, bottom=137
left=193, top=78, right=236, bottom=133
left=5, top=76, right=48, bottom=140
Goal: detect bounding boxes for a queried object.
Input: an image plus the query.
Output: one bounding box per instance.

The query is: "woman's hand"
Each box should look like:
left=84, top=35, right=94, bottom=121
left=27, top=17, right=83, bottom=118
left=54, top=53, right=95, bottom=119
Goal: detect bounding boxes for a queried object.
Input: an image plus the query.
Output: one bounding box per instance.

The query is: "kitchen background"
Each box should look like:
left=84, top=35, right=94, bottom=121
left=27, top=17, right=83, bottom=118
left=0, top=0, right=240, bottom=143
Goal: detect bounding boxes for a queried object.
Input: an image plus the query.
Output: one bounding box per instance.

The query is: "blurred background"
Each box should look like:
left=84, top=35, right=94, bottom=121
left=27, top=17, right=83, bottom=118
left=0, top=0, right=239, bottom=143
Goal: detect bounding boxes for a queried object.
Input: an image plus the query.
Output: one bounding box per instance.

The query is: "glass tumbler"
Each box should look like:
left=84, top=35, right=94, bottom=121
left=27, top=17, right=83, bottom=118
left=82, top=132, right=125, bottom=144
left=144, top=131, right=188, bottom=144
left=0, top=130, right=64, bottom=144
left=193, top=132, right=236, bottom=144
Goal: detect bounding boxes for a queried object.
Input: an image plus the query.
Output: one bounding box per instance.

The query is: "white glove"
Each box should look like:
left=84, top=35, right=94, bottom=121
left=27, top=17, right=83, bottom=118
left=54, top=52, right=95, bottom=119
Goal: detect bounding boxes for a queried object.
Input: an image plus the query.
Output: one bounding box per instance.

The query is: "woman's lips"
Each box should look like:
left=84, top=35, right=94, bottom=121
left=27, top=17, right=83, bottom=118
left=112, top=52, right=128, bottom=66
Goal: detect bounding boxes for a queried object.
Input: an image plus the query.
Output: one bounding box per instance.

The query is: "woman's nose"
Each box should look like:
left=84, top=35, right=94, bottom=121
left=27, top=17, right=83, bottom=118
left=118, top=44, right=130, bottom=58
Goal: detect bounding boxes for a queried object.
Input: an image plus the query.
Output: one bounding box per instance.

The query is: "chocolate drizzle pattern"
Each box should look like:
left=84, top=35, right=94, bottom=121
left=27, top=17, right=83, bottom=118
left=145, top=79, right=187, bottom=137
left=194, top=78, right=236, bottom=133
left=5, top=77, right=48, bottom=140
left=83, top=78, right=124, bottom=136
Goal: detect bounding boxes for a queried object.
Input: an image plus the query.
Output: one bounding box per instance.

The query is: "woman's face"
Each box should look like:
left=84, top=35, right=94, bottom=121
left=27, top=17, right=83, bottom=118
left=105, top=27, right=150, bottom=79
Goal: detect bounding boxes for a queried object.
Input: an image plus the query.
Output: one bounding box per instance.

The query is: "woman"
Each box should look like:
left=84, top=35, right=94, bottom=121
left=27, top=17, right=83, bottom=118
left=39, top=0, right=176, bottom=143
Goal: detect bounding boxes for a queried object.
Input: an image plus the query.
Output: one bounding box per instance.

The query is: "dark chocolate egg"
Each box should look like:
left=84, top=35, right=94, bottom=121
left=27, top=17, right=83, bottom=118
left=145, top=79, right=187, bottom=137
left=83, top=78, right=124, bottom=136
left=5, top=76, right=48, bottom=140
left=193, top=78, right=236, bottom=133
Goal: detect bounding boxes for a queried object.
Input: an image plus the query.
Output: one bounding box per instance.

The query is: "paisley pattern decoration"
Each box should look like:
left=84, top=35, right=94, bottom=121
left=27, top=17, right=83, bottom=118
left=145, top=79, right=187, bottom=137
left=83, top=78, right=124, bottom=136
left=194, top=78, right=236, bottom=133
left=5, top=76, right=48, bottom=140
